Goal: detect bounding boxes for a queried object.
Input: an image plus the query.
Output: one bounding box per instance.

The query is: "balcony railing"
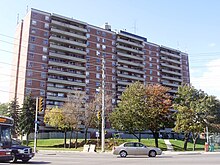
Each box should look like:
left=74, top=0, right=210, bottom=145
left=51, top=28, right=87, bottom=40
left=49, top=52, right=86, bottom=63
left=117, top=59, right=144, bottom=67
left=160, top=50, right=181, bottom=59
left=50, top=44, right=86, bottom=55
left=48, top=78, right=86, bottom=87
left=117, top=66, right=144, bottom=74
left=49, top=36, right=87, bottom=48
left=48, top=61, right=86, bottom=71
left=161, top=75, right=182, bottom=82
left=47, top=95, right=67, bottom=102
left=161, top=63, right=181, bottom=70
left=117, top=73, right=144, bottom=81
left=161, top=57, right=181, bottom=64
left=48, top=69, right=86, bottom=78
left=161, top=69, right=182, bottom=76
left=116, top=45, right=144, bottom=54
left=117, top=38, right=143, bottom=48
left=51, top=20, right=87, bottom=33
left=161, top=81, right=180, bottom=87
left=117, top=52, right=143, bottom=61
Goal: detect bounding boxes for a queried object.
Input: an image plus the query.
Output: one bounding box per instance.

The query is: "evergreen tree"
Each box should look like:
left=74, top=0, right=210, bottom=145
left=19, top=96, right=36, bottom=145
left=8, top=98, right=20, bottom=137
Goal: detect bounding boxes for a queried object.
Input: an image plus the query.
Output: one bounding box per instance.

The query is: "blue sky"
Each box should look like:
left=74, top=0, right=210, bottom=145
left=1, top=0, right=220, bottom=103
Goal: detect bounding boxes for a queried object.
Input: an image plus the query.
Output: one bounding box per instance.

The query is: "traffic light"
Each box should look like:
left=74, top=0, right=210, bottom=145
left=38, top=97, right=44, bottom=112
left=97, top=111, right=101, bottom=120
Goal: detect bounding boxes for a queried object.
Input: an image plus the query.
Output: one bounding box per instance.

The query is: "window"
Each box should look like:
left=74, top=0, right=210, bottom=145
left=112, top=68, right=116, bottom=74
left=150, top=70, right=153, bottom=74
left=102, top=52, right=106, bottom=57
left=149, top=63, right=153, bottom=68
left=96, top=30, right=101, bottom=35
left=42, top=55, right=47, bottom=61
left=96, top=82, right=101, bottom=87
left=40, top=82, right=45, bottom=87
left=158, top=78, right=160, bottom=82
left=30, top=44, right=35, bottom=51
left=96, top=59, right=101, bottom=63
left=29, top=53, right=34, bottom=59
left=26, top=79, right=32, bottom=86
left=157, top=65, right=160, bottom=69
left=150, top=76, right=153, bottom=81
left=96, top=51, right=100, bottom=56
left=44, top=23, right=49, bottom=29
left=112, top=55, right=116, bottom=60
left=86, top=34, right=90, bottom=38
left=102, top=38, right=105, bottom=43
left=96, top=43, right=100, bottom=49
left=41, top=64, right=47, bottom=69
left=157, top=72, right=160, bottom=76
left=112, top=98, right=116, bottom=104
left=149, top=57, right=152, bottom=61
left=86, top=63, right=90, bottom=68
left=44, top=32, right=49, bottom=37
left=112, top=48, right=115, bottom=53
left=86, top=79, right=89, bottom=84
left=112, top=83, right=116, bottom=89
left=31, top=28, right=36, bottom=34
left=112, top=34, right=116, bottom=39
left=86, top=72, right=89, bottom=77
left=87, top=27, right=90, bottom=32
left=87, top=41, right=90, bottom=46
left=40, top=90, right=45, bottom=96
left=102, top=45, right=106, bottom=50
left=28, top=61, right=33, bottom=68
left=102, top=32, right=106, bottom=37
left=26, top=88, right=32, bottom=95
left=43, top=39, right=48, bottom=45
left=96, top=66, right=101, bottom=71
left=31, top=20, right=37, bottom=25
left=157, top=59, right=159, bottom=63
left=112, top=61, right=116, bottom=66
left=27, top=70, right=33, bottom=76
left=43, top=47, right=48, bottom=53
left=96, top=73, right=101, bottom=79
left=86, top=48, right=90, bottom=54
left=112, top=41, right=115, bottom=46
left=45, top=15, right=50, bottom=21
left=41, top=72, right=46, bottom=78
left=156, top=53, right=159, bottom=56
left=112, top=76, right=116, bottom=81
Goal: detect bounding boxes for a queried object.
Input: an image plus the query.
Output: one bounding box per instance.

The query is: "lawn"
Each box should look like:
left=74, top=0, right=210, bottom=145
left=169, top=139, right=206, bottom=151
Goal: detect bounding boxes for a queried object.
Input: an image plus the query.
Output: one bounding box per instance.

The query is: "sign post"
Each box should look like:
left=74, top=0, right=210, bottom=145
left=34, top=97, right=38, bottom=153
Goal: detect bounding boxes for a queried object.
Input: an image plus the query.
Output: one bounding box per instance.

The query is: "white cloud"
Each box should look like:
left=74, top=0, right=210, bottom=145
left=191, top=58, right=220, bottom=99
left=208, top=43, right=216, bottom=47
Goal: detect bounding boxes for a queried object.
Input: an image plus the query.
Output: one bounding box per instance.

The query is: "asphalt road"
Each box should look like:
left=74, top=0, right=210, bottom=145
left=6, top=151, right=220, bottom=165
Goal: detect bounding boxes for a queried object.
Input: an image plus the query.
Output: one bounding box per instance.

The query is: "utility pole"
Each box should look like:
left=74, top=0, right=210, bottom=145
left=101, top=54, right=105, bottom=152
left=34, top=97, right=38, bottom=153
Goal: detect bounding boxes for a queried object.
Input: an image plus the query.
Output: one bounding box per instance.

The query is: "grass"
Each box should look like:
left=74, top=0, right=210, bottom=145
left=170, top=139, right=206, bottom=151
left=25, top=138, right=206, bottom=152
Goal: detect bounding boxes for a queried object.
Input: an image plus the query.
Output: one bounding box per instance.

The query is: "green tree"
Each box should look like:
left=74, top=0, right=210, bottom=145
left=173, top=85, right=218, bottom=151
left=19, top=96, right=35, bottom=145
left=144, top=84, right=172, bottom=148
left=7, top=98, right=20, bottom=137
left=109, top=82, right=146, bottom=142
left=44, top=107, right=68, bottom=148
left=0, top=102, right=8, bottom=116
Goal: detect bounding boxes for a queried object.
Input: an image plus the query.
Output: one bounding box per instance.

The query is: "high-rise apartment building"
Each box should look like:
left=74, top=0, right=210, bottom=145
left=10, top=8, right=190, bottom=119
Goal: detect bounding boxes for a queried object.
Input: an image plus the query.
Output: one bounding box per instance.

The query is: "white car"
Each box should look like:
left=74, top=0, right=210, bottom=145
left=113, top=142, right=162, bottom=157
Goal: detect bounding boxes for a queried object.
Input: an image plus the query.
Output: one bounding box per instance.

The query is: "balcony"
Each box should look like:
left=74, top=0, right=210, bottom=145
left=118, top=32, right=144, bottom=42
left=161, top=63, right=181, bottom=70
left=49, top=52, right=86, bottom=63
left=48, top=78, right=86, bottom=87
left=48, top=61, right=86, bottom=71
left=117, top=52, right=143, bottom=61
left=161, top=75, right=182, bottom=82
left=161, top=69, right=182, bottom=76
left=117, top=38, right=143, bottom=48
left=117, top=73, right=144, bottom=81
left=47, top=86, right=78, bottom=93
left=160, top=50, right=181, bottom=59
left=117, top=87, right=126, bottom=92
left=161, top=81, right=180, bottom=87
left=161, top=57, right=181, bottom=64
left=51, top=28, right=87, bottom=40
left=116, top=45, right=144, bottom=54
left=47, top=95, right=66, bottom=102
left=50, top=44, right=86, bottom=56
left=117, top=59, right=144, bottom=67
left=49, top=36, right=87, bottom=48
left=51, top=20, right=87, bottom=33
left=169, top=89, right=178, bottom=93
left=48, top=69, right=86, bottom=78
left=117, top=66, right=144, bottom=74
left=117, top=80, right=132, bottom=86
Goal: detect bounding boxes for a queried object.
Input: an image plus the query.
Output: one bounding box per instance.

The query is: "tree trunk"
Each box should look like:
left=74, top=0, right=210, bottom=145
left=132, top=133, right=141, bottom=142
left=84, top=127, right=88, bottom=144
left=152, top=131, right=159, bottom=148
left=69, top=128, right=73, bottom=148
left=64, top=129, right=67, bottom=148
left=184, top=132, right=189, bottom=151
left=75, top=131, right=78, bottom=149
left=192, top=134, right=198, bottom=151
left=26, top=133, right=29, bottom=146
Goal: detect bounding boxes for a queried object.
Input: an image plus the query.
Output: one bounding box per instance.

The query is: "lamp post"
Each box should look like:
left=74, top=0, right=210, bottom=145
left=101, top=54, right=105, bottom=152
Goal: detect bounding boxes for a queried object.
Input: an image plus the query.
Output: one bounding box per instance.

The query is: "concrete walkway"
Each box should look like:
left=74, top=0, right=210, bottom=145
left=164, top=139, right=174, bottom=151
